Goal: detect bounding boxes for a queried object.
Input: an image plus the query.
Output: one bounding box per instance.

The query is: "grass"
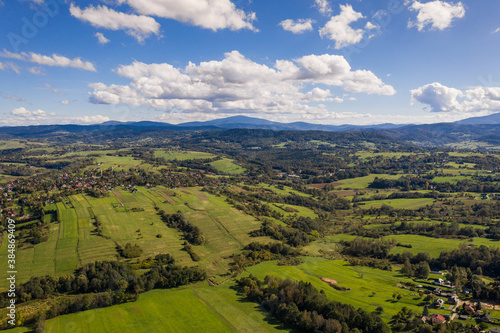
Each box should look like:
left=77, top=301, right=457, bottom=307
left=43, top=283, right=289, bottom=333
left=335, top=174, right=404, bottom=189
left=310, top=234, right=500, bottom=258
left=0, top=187, right=271, bottom=290
left=258, top=184, right=311, bottom=197
left=0, top=140, right=26, bottom=150
left=154, top=150, right=216, bottom=161
left=88, top=155, right=154, bottom=172
left=355, top=151, right=418, bottom=159
left=210, top=158, right=246, bottom=174
left=357, top=198, right=434, bottom=210
left=432, top=176, right=470, bottom=183
left=364, top=220, right=489, bottom=231
left=244, top=257, right=450, bottom=322
left=270, top=203, right=318, bottom=219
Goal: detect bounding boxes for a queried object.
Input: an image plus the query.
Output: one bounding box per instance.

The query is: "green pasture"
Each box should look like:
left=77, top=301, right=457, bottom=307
left=432, top=175, right=470, bottom=183
left=258, top=183, right=311, bottom=197
left=0, top=140, right=26, bottom=150
left=357, top=198, right=434, bottom=210
left=364, top=220, right=489, bottom=231
left=210, top=158, right=246, bottom=174
left=270, top=203, right=318, bottom=219
left=88, top=155, right=155, bottom=172
left=336, top=174, right=403, bottom=189
left=244, top=257, right=450, bottom=321
left=43, top=283, right=288, bottom=333
left=0, top=186, right=271, bottom=290
left=154, top=150, right=216, bottom=160
left=354, top=151, right=418, bottom=159
left=307, top=234, right=500, bottom=258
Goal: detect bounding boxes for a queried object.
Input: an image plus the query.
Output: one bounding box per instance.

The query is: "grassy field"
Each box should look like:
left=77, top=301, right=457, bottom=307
left=0, top=140, right=26, bottom=150
left=89, top=155, right=155, bottom=172
left=0, top=187, right=270, bottom=290
left=364, top=220, right=489, bottom=230
left=335, top=174, right=403, bottom=189
left=432, top=175, right=470, bottom=183
left=306, top=234, right=500, bottom=258
left=43, top=283, right=289, bottom=333
left=357, top=198, right=434, bottom=210
left=210, top=158, right=246, bottom=174
left=244, top=257, right=450, bottom=322
left=270, top=203, right=318, bottom=219
left=27, top=256, right=456, bottom=331
left=154, top=150, right=216, bottom=160
left=258, top=183, right=311, bottom=197
left=354, top=151, right=419, bottom=159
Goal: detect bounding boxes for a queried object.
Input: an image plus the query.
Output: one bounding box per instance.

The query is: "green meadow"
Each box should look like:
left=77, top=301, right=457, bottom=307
left=43, top=283, right=288, bottom=333
left=30, top=257, right=454, bottom=331
left=305, top=234, right=500, bottom=258
left=244, top=257, right=450, bottom=321
left=335, top=174, right=404, bottom=189
left=210, top=158, right=246, bottom=174
left=90, top=155, right=155, bottom=172
left=154, top=150, right=216, bottom=160
left=0, top=187, right=270, bottom=290
left=357, top=198, right=435, bottom=210
left=364, top=220, right=489, bottom=230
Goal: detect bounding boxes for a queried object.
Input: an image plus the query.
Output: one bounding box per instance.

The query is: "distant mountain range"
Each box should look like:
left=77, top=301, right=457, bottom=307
left=2, top=113, right=500, bottom=148
left=99, top=115, right=405, bottom=132
left=97, top=113, right=500, bottom=131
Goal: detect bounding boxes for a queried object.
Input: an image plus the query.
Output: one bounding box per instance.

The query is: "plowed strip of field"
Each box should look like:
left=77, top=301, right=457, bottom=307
left=157, top=189, right=176, bottom=203
left=309, top=183, right=343, bottom=189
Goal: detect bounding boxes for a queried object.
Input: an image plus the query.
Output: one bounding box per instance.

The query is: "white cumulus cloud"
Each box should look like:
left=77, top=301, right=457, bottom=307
left=95, top=32, right=110, bottom=45
left=88, top=51, right=395, bottom=118
left=11, top=107, right=55, bottom=119
left=319, top=4, right=366, bottom=49
left=411, top=82, right=500, bottom=113
left=407, top=1, right=465, bottom=31
left=315, top=0, right=332, bottom=15
left=0, top=49, right=96, bottom=71
left=118, top=0, right=257, bottom=31
left=70, top=4, right=160, bottom=42
left=74, top=115, right=110, bottom=123
left=279, top=19, right=314, bottom=34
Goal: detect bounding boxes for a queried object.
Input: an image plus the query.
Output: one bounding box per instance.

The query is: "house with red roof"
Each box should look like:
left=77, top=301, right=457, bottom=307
left=431, top=314, right=446, bottom=324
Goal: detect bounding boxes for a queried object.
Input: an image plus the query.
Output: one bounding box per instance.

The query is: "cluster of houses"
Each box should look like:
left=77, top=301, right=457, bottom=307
left=415, top=275, right=500, bottom=331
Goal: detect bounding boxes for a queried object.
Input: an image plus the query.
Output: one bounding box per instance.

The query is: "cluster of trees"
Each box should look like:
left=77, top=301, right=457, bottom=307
left=118, top=243, right=143, bottom=258
left=340, top=237, right=397, bottom=259
left=436, top=243, right=500, bottom=278
left=347, top=257, right=392, bottom=271
left=369, top=175, right=500, bottom=194
left=0, top=254, right=205, bottom=307
left=400, top=260, right=431, bottom=279
left=183, top=242, right=201, bottom=261
left=0, top=163, right=37, bottom=176
left=28, top=226, right=48, bottom=244
left=358, top=221, right=487, bottom=239
left=230, top=242, right=300, bottom=273
left=236, top=275, right=389, bottom=333
left=157, top=210, right=204, bottom=245
left=250, top=220, right=314, bottom=247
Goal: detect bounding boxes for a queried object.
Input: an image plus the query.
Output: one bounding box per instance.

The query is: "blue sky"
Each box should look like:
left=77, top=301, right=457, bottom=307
left=0, top=0, right=499, bottom=126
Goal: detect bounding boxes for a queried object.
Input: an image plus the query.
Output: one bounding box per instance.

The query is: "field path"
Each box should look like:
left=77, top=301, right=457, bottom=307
left=206, top=213, right=244, bottom=248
